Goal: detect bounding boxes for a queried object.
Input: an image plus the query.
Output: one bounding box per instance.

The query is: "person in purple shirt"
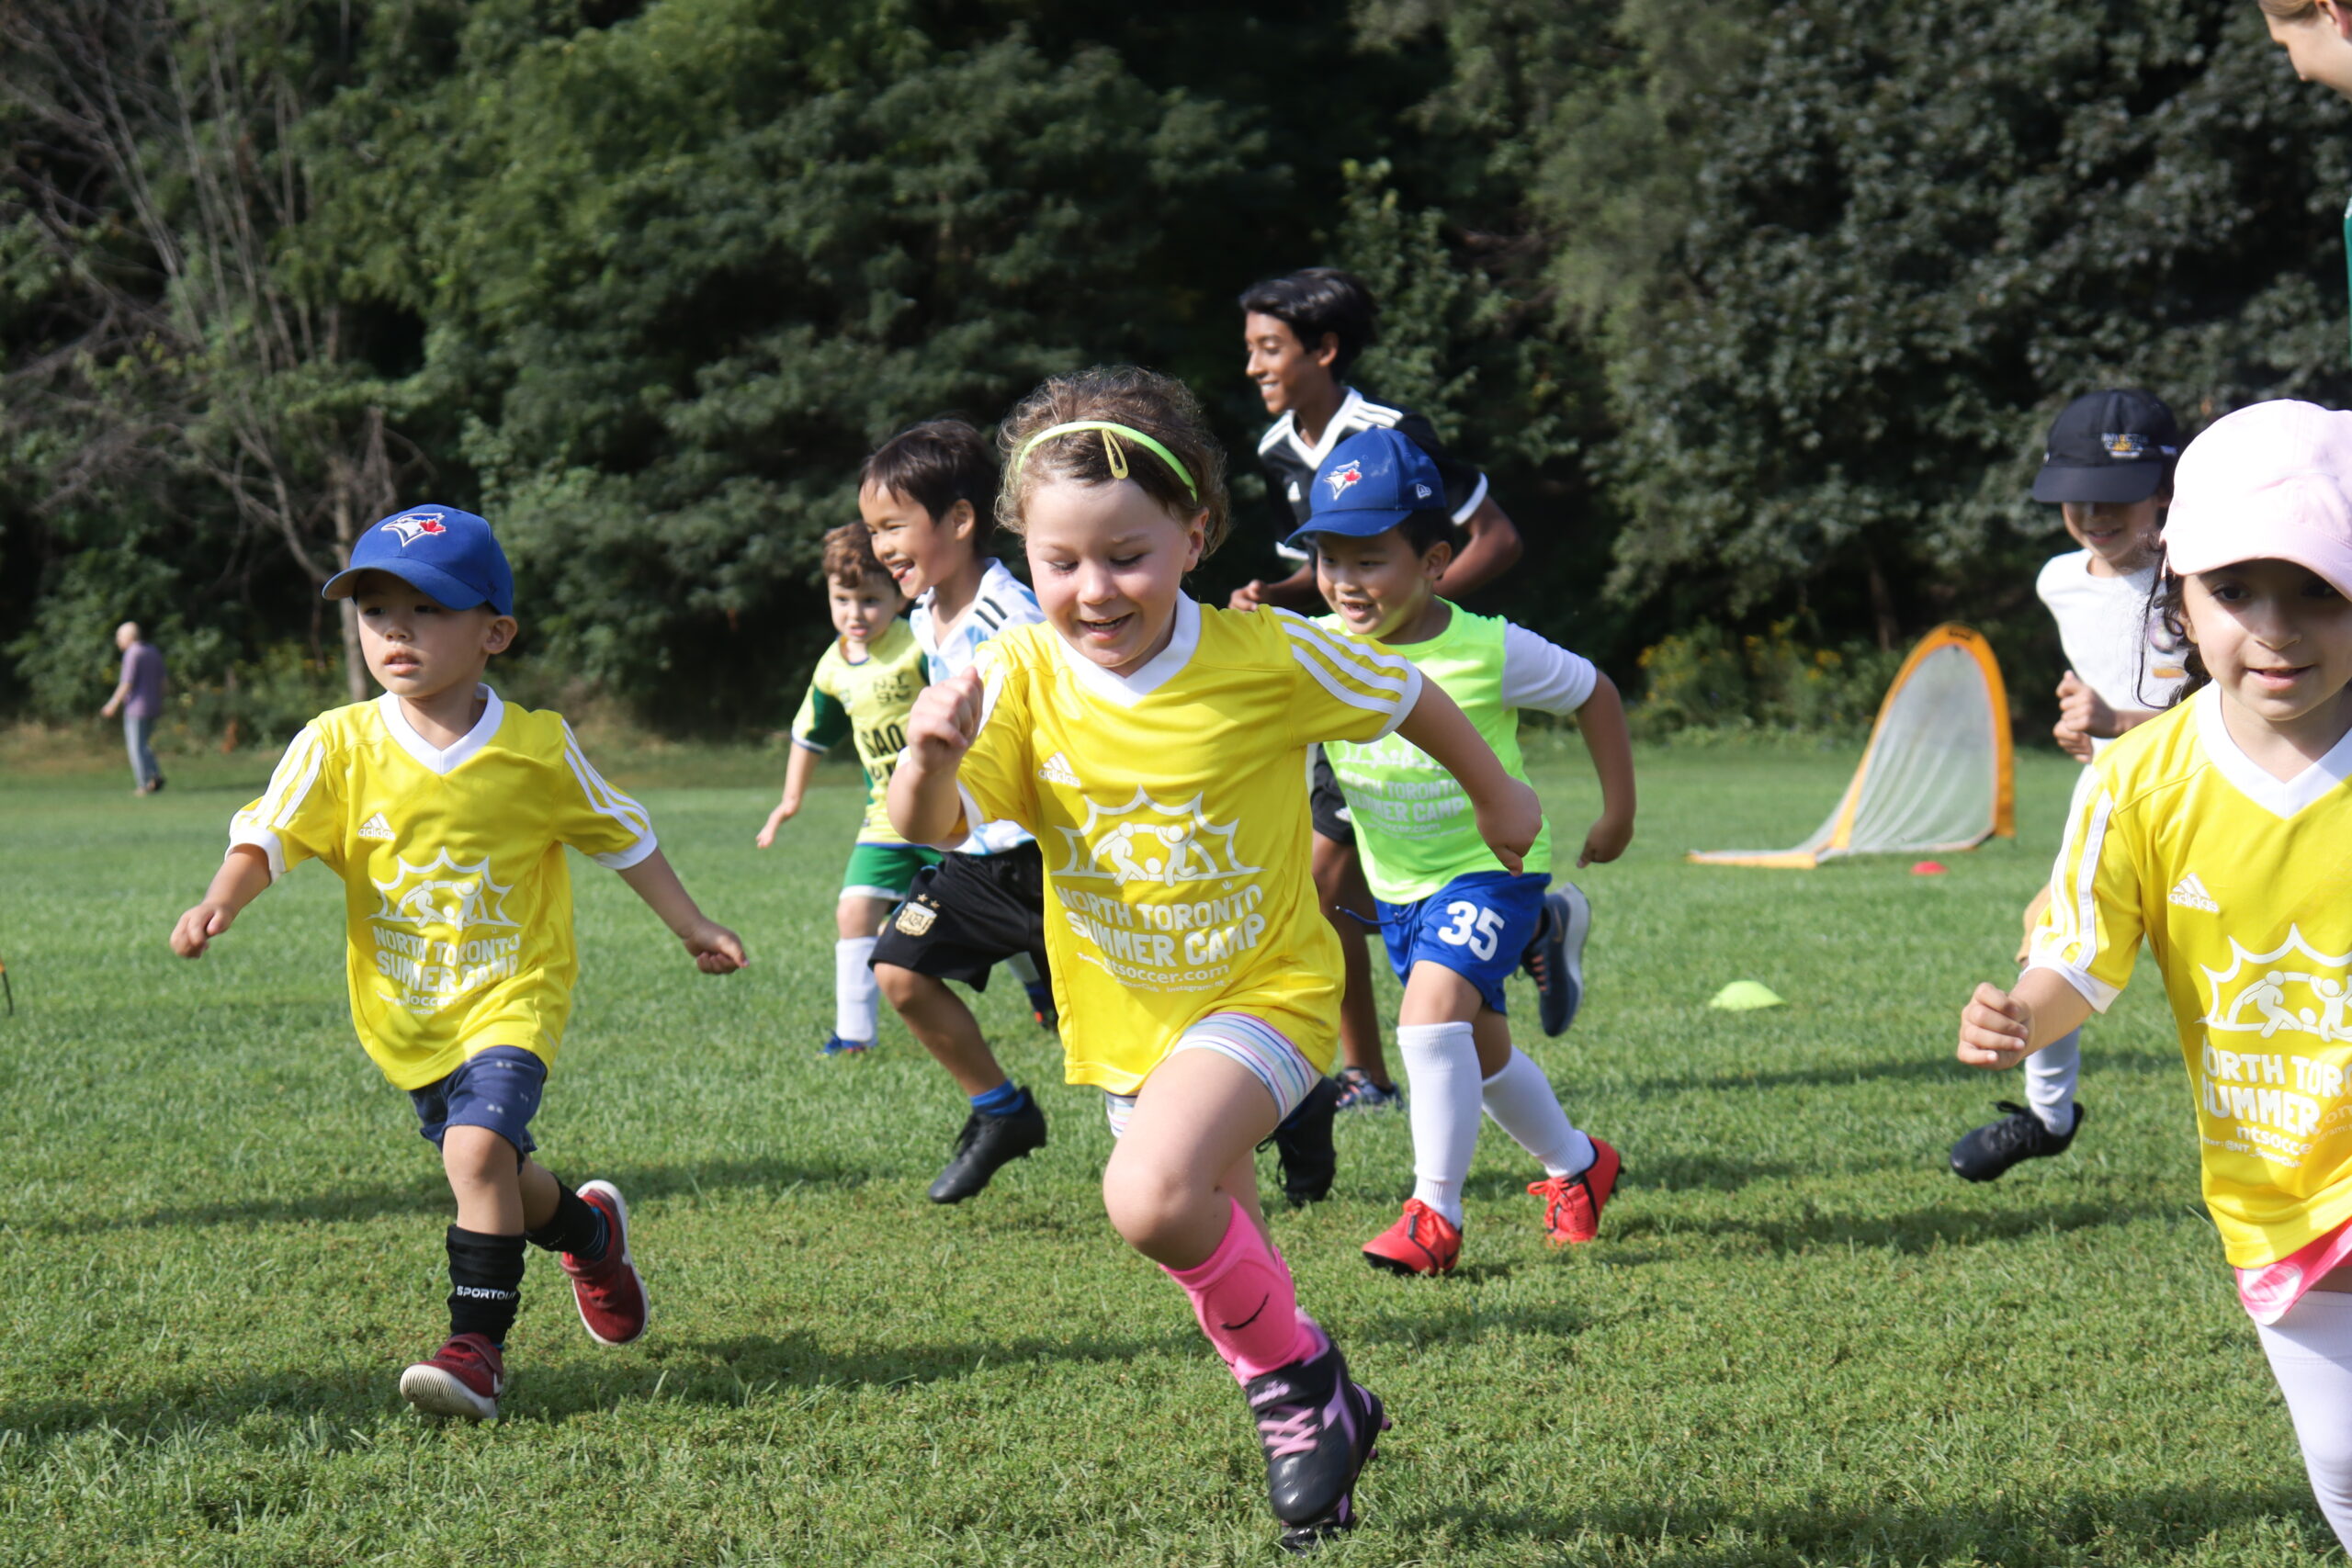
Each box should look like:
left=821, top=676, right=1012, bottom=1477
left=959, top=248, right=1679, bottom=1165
left=99, top=622, right=166, bottom=795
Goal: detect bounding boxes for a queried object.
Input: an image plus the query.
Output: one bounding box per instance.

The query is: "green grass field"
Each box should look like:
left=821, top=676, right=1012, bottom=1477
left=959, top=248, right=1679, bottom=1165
left=2, top=737, right=2334, bottom=1565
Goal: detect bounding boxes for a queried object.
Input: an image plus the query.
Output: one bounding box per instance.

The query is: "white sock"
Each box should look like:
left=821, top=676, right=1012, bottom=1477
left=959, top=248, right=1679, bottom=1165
left=1396, top=1022, right=1482, bottom=1227
left=2024, top=1028, right=2082, bottom=1134
left=1480, top=1047, right=1594, bottom=1179
left=2256, top=1291, right=2352, bottom=1552
left=834, top=937, right=879, bottom=1043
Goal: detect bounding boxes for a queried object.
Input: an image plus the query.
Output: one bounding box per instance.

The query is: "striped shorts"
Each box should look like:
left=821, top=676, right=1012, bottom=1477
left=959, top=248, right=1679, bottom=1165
left=1102, top=1012, right=1323, bottom=1139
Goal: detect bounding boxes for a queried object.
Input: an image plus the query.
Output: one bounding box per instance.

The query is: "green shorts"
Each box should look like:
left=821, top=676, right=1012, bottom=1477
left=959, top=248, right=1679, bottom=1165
left=842, top=841, right=943, bottom=901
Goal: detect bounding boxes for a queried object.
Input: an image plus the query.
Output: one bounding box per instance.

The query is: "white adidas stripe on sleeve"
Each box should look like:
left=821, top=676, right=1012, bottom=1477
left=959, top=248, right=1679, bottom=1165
left=560, top=720, right=659, bottom=869
left=228, top=725, right=326, bottom=881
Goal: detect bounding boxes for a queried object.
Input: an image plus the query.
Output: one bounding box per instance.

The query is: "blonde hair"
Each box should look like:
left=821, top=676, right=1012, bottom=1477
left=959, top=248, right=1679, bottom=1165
left=995, top=367, right=1230, bottom=552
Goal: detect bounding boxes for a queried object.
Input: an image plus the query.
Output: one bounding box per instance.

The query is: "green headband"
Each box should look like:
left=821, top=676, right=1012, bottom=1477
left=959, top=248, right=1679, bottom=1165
left=1017, top=421, right=1199, bottom=503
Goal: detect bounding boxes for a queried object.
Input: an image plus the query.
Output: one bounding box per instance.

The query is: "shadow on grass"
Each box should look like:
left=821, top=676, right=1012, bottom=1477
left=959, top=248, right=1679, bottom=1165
left=1613, top=1192, right=2173, bottom=1258
left=20, top=1156, right=876, bottom=1236
left=1628, top=1049, right=2177, bottom=1100
left=1388, top=1483, right=2331, bottom=1566
left=0, top=1325, right=1201, bottom=1438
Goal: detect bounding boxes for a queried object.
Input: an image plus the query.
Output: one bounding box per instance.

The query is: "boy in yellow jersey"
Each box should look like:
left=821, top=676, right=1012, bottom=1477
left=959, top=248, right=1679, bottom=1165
left=1955, top=401, right=2352, bottom=1549
left=169, top=506, right=746, bottom=1422
left=1299, top=429, right=1636, bottom=1275
left=757, top=524, right=933, bottom=1054
left=892, top=367, right=1541, bottom=1550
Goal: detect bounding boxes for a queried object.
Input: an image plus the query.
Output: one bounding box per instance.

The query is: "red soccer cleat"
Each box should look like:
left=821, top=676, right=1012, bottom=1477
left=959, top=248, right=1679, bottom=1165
left=1360, top=1199, right=1462, bottom=1277
left=1529, top=1138, right=1621, bottom=1246
left=561, top=1179, right=649, bottom=1346
left=399, top=1332, right=504, bottom=1420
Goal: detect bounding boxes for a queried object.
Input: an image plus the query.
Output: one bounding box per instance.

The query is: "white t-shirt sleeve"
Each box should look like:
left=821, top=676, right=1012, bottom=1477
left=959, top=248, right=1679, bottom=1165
left=1498, top=623, right=1599, bottom=716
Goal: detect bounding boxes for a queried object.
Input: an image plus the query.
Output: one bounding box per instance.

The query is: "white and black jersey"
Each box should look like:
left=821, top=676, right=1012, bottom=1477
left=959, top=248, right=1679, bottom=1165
left=1258, top=388, right=1489, bottom=561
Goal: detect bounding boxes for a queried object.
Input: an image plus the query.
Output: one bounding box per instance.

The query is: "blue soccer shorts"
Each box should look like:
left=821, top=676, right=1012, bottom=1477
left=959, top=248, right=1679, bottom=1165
left=1376, top=870, right=1552, bottom=1015
left=410, top=1044, right=546, bottom=1160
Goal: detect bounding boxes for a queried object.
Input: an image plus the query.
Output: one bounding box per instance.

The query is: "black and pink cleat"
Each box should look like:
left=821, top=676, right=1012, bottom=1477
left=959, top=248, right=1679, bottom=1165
left=1242, top=1337, right=1391, bottom=1552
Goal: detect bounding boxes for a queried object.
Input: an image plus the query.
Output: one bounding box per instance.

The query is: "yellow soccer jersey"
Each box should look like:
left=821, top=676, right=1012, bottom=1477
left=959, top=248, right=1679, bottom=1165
left=2030, top=682, right=2352, bottom=1267
left=790, top=621, right=927, bottom=844
left=228, top=687, right=658, bottom=1090
left=953, top=597, right=1423, bottom=1095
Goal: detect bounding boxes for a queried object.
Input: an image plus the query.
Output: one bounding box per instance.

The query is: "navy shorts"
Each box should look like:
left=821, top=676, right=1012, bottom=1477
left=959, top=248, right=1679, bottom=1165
left=1377, top=871, right=1551, bottom=1015
left=410, top=1045, right=546, bottom=1160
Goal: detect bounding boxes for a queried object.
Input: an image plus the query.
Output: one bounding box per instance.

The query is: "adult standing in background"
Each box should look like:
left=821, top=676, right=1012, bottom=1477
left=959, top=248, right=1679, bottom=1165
left=2262, top=0, right=2352, bottom=96
left=99, top=622, right=166, bottom=795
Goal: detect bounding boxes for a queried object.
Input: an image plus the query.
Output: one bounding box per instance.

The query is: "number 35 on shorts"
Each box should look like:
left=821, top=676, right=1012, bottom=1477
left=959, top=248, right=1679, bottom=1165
left=1437, top=899, right=1509, bottom=962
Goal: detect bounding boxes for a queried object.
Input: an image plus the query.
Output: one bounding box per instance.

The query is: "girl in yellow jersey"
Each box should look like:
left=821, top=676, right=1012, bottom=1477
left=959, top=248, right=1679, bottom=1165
left=1956, top=400, right=2352, bottom=1551
left=890, top=367, right=1540, bottom=1551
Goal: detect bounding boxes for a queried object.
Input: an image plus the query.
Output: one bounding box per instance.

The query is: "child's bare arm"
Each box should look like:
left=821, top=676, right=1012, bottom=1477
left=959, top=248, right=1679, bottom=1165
left=1956, top=967, right=2094, bottom=1069
left=1572, top=673, right=1637, bottom=867
left=888, top=669, right=982, bottom=847
left=616, top=850, right=747, bottom=973
left=171, top=845, right=275, bottom=957
left=756, top=745, right=820, bottom=846
left=1394, top=681, right=1542, bottom=874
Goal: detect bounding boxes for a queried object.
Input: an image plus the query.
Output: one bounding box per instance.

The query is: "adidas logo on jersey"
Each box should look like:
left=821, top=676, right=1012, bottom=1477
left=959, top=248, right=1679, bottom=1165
left=2169, top=872, right=2219, bottom=913
left=357, top=812, right=396, bottom=841
left=1038, top=751, right=1080, bottom=786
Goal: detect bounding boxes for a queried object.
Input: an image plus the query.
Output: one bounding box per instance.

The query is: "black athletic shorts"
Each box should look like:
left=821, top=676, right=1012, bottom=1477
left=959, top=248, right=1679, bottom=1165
left=870, top=841, right=1051, bottom=990
left=1309, top=748, right=1354, bottom=847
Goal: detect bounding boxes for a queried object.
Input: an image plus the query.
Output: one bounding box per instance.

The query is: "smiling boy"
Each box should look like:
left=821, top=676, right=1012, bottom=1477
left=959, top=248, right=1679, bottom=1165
left=170, top=506, right=745, bottom=1420
left=1949, top=390, right=2187, bottom=1181
left=1299, top=429, right=1635, bottom=1270
left=859, top=420, right=1058, bottom=1203
left=1228, top=270, right=1581, bottom=1122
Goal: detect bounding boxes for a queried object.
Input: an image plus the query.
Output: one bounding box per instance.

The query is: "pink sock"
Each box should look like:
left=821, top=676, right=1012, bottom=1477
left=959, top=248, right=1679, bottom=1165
left=1163, top=1198, right=1321, bottom=1381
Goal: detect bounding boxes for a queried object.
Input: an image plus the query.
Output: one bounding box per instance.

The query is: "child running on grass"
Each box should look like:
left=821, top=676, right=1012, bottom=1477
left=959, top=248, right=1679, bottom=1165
left=169, top=506, right=745, bottom=1421
left=1230, top=267, right=1579, bottom=1123
left=889, top=367, right=1541, bottom=1550
left=757, top=523, right=933, bottom=1055
left=1950, top=389, right=2187, bottom=1181
left=860, top=419, right=1059, bottom=1203
left=1955, top=400, right=2352, bottom=1549
left=1298, top=428, right=1635, bottom=1275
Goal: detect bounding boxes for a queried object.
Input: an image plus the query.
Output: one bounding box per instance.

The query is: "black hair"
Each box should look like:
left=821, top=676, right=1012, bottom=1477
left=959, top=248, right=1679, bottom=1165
left=859, top=418, right=996, bottom=547
left=1237, top=268, right=1378, bottom=375
left=2147, top=551, right=2210, bottom=705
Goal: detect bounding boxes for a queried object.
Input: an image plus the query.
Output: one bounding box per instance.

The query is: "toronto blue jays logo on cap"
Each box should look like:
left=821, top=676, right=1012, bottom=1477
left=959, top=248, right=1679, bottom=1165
left=380, top=512, right=449, bottom=547
left=1286, top=427, right=1453, bottom=548
left=1323, top=460, right=1363, bottom=501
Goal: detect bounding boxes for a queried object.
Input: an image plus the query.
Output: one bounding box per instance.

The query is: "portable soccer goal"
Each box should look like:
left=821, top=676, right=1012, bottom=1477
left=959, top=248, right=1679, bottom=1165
left=1687, top=623, right=2014, bottom=869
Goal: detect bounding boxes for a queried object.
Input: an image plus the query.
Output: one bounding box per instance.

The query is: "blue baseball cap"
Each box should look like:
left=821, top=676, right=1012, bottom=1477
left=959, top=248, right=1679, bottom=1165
left=322, top=506, right=514, bottom=616
left=1284, top=428, right=1447, bottom=548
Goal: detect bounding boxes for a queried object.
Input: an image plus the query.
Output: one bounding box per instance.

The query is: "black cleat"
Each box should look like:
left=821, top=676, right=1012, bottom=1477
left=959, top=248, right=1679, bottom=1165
left=1270, top=1077, right=1340, bottom=1205
left=928, top=1096, right=1047, bottom=1203
left=1244, top=1337, right=1389, bottom=1553
left=1522, top=884, right=1590, bottom=1037
left=1950, top=1100, right=2084, bottom=1183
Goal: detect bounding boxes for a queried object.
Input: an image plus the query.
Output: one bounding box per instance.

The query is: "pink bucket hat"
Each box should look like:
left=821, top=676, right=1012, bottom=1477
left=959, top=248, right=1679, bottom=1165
left=2165, top=400, right=2352, bottom=599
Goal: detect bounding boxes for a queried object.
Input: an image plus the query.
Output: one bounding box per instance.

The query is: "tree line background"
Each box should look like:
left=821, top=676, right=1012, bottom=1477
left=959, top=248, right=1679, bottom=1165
left=5, top=0, right=2349, bottom=744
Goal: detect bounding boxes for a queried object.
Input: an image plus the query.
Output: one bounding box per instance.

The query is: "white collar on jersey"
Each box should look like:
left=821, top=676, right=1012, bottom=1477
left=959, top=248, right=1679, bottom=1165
left=2193, top=681, right=2352, bottom=819
left=377, top=684, right=505, bottom=776
left=1282, top=387, right=1368, bottom=469
left=1050, top=593, right=1201, bottom=706
left=914, top=558, right=1022, bottom=655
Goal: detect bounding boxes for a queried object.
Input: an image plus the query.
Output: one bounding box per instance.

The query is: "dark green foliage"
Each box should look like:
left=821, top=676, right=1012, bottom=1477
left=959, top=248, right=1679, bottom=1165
left=6, top=0, right=2352, bottom=732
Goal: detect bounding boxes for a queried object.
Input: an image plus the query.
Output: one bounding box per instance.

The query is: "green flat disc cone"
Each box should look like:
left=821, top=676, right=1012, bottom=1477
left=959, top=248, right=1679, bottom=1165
left=1708, top=980, right=1785, bottom=1011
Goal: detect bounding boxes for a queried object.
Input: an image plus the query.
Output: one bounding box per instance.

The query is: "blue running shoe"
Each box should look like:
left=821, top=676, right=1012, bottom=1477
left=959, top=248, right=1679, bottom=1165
left=1333, top=1066, right=1401, bottom=1113
left=820, top=1034, right=871, bottom=1056
left=1523, top=884, right=1591, bottom=1037
left=1023, top=978, right=1057, bottom=1030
